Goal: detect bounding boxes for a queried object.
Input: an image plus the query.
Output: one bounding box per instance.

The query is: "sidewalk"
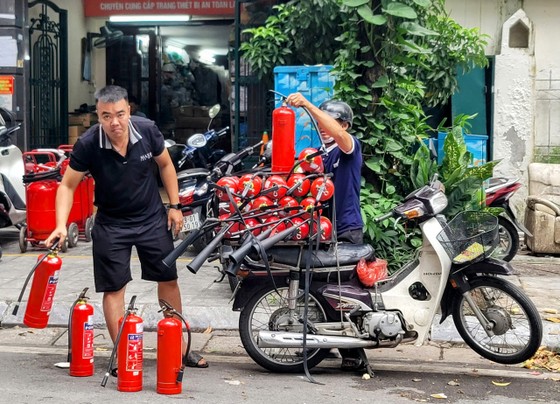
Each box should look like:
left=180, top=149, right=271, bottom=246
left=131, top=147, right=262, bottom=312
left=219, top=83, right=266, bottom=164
left=1, top=227, right=559, bottom=351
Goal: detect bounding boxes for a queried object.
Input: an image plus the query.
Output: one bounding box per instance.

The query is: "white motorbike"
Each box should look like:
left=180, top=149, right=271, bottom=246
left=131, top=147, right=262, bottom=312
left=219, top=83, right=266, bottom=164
left=227, top=175, right=543, bottom=375
left=0, top=108, right=25, bottom=233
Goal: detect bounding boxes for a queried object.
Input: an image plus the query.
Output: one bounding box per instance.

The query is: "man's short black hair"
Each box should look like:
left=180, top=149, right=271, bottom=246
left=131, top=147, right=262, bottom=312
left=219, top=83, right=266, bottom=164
left=95, top=85, right=128, bottom=104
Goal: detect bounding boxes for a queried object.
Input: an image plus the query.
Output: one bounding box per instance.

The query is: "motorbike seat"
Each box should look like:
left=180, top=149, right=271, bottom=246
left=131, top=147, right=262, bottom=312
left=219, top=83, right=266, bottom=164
left=177, top=168, right=210, bottom=181
left=265, top=243, right=375, bottom=269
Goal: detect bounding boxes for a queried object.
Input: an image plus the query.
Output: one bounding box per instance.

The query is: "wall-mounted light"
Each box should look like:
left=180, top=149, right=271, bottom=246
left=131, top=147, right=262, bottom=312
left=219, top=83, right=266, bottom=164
left=198, top=49, right=215, bottom=65
left=109, top=15, right=191, bottom=23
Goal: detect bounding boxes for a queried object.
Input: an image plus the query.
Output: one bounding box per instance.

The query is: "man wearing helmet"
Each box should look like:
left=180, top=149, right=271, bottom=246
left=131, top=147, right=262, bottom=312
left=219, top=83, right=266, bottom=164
left=287, top=93, right=366, bottom=371
left=286, top=93, right=364, bottom=244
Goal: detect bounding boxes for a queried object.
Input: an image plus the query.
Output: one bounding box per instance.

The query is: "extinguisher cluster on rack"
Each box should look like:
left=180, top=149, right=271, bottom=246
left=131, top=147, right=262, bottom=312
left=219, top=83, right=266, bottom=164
left=208, top=93, right=336, bottom=245
left=213, top=146, right=335, bottom=244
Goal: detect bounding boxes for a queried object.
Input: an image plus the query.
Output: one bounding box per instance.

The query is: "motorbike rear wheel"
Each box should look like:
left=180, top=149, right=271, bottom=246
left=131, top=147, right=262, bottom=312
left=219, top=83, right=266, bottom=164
left=452, top=276, right=542, bottom=364
left=239, top=285, right=330, bottom=373
left=490, top=216, right=519, bottom=262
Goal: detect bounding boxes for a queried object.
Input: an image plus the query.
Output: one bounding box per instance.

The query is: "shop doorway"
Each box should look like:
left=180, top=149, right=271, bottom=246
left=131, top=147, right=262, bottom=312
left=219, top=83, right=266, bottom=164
left=104, top=21, right=233, bottom=151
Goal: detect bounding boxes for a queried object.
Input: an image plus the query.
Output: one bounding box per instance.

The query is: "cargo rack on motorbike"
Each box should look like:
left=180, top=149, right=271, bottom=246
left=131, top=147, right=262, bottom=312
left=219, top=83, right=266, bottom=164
left=436, top=211, right=499, bottom=265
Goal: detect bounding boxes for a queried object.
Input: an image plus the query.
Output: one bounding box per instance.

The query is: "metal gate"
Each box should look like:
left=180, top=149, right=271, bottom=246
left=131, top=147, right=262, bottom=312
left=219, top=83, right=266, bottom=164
left=28, top=0, right=68, bottom=149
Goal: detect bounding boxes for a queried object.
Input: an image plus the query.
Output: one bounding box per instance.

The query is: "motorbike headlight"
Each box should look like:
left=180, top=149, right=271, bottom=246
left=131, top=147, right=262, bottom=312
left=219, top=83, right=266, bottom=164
left=427, top=190, right=448, bottom=214
left=195, top=182, right=209, bottom=196
left=187, top=133, right=207, bottom=148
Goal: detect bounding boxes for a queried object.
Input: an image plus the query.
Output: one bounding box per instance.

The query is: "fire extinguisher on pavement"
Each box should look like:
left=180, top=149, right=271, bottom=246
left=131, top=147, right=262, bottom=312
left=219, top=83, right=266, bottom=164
left=68, top=287, right=95, bottom=377
left=12, top=241, right=63, bottom=328
left=101, top=295, right=143, bottom=392
left=156, top=299, right=192, bottom=395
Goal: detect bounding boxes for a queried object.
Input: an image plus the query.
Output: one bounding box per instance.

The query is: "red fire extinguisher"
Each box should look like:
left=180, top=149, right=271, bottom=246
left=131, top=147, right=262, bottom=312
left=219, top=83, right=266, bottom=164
left=12, top=245, right=62, bottom=329
left=101, top=295, right=143, bottom=392
left=156, top=299, right=192, bottom=395
left=271, top=101, right=296, bottom=173
left=69, top=287, right=94, bottom=377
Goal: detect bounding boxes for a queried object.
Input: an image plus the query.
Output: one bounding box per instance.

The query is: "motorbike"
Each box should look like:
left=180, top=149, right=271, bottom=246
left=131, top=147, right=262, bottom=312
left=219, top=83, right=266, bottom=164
left=166, top=104, right=229, bottom=173
left=0, top=108, right=26, bottom=238
left=166, top=174, right=542, bottom=376
left=485, top=177, right=532, bottom=262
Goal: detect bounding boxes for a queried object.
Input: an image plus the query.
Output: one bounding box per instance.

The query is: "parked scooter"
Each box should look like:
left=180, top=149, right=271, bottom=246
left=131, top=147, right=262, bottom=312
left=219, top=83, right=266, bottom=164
left=485, top=177, right=532, bottom=261
left=0, top=108, right=25, bottom=235
left=166, top=104, right=229, bottom=173
left=166, top=174, right=542, bottom=376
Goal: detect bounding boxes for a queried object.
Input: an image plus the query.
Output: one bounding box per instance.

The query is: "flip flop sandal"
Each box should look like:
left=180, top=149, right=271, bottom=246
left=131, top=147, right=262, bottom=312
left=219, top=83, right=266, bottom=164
left=183, top=351, right=209, bottom=368
left=340, top=357, right=365, bottom=372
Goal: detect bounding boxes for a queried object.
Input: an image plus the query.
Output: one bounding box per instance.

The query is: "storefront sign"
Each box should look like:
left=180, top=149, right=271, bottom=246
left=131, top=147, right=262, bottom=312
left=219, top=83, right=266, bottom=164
left=83, top=0, right=235, bottom=16
left=0, top=76, right=14, bottom=95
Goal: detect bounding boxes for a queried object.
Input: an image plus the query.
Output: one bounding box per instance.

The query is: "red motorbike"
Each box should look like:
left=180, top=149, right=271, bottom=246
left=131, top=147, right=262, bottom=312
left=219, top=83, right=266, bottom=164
left=485, top=177, right=532, bottom=261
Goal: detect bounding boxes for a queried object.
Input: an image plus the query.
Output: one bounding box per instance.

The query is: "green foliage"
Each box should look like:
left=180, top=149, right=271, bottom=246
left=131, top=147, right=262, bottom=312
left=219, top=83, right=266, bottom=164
left=410, top=116, right=499, bottom=217
left=239, top=0, right=344, bottom=79
left=360, top=179, right=421, bottom=272
left=241, top=0, right=489, bottom=269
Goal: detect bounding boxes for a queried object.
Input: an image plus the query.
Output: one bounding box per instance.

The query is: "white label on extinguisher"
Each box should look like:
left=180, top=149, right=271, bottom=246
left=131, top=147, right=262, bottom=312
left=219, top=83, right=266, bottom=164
left=126, top=333, right=143, bottom=372
left=41, top=270, right=59, bottom=312
left=83, top=320, right=94, bottom=359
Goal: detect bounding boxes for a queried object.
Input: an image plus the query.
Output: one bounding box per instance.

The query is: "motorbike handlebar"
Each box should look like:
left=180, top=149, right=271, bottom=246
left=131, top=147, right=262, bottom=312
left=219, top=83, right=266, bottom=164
left=162, top=228, right=202, bottom=268
left=374, top=211, right=394, bottom=222
left=216, top=126, right=230, bottom=137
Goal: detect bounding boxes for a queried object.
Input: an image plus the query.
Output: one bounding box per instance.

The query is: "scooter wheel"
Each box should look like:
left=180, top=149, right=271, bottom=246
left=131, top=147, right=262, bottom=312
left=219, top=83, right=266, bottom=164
left=60, top=237, right=68, bottom=253
left=18, top=226, right=27, bottom=253
left=84, top=216, right=94, bottom=242
left=67, top=222, right=79, bottom=248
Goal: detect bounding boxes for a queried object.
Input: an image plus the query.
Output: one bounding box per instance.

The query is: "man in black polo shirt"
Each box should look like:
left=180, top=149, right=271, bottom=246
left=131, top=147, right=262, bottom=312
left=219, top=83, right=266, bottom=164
left=46, top=85, right=207, bottom=369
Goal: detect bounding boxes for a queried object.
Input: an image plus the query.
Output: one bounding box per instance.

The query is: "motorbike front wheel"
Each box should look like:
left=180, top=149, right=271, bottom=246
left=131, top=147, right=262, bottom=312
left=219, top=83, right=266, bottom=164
left=239, top=286, right=330, bottom=373
left=452, top=276, right=542, bottom=364
left=491, top=216, right=519, bottom=262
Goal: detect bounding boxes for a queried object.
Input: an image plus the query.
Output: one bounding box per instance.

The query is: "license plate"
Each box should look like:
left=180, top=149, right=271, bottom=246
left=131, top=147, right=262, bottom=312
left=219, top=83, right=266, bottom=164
left=181, top=212, right=201, bottom=232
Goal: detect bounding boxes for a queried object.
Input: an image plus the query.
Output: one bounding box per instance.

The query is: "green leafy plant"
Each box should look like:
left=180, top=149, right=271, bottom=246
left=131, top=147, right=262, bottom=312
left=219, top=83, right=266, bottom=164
left=241, top=0, right=489, bottom=267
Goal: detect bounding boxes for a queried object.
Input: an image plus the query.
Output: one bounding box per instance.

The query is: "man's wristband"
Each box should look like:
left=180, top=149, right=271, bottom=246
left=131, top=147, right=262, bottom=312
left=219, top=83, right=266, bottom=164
left=169, top=203, right=183, bottom=210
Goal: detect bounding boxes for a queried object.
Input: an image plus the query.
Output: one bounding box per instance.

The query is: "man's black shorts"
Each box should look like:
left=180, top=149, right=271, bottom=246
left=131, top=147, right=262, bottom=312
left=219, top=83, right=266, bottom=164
left=91, top=215, right=177, bottom=292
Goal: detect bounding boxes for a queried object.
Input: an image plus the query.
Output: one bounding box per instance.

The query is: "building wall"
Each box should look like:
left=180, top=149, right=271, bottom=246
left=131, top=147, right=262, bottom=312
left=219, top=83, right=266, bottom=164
left=445, top=0, right=560, bottom=216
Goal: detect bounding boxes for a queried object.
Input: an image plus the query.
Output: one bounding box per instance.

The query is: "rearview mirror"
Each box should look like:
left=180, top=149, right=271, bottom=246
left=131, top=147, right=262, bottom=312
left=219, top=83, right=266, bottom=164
left=208, top=104, right=220, bottom=119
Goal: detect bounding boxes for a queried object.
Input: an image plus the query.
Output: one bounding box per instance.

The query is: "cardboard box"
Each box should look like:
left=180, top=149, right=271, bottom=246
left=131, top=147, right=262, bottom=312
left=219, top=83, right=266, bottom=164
left=174, top=116, right=211, bottom=129
left=68, top=126, right=81, bottom=145
left=68, top=113, right=97, bottom=128
left=174, top=128, right=195, bottom=144
left=173, top=105, right=194, bottom=119
left=193, top=106, right=211, bottom=117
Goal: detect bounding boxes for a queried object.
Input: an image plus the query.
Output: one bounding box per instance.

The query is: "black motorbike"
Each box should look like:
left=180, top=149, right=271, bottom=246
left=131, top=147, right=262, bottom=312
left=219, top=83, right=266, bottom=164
left=166, top=104, right=229, bottom=173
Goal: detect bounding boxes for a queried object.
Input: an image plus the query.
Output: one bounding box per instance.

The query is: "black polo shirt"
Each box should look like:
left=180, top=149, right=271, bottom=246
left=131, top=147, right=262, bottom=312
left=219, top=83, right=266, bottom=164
left=69, top=116, right=166, bottom=226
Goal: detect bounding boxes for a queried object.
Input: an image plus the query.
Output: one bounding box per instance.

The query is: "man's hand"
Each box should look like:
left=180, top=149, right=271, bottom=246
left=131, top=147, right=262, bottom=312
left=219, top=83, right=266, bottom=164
left=286, top=93, right=311, bottom=109
left=168, top=208, right=183, bottom=238
left=45, top=225, right=68, bottom=249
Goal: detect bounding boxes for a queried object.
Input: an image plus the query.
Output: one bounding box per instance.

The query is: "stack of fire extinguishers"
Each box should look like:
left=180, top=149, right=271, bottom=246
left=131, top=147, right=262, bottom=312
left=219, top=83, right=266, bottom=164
left=100, top=297, right=192, bottom=394
left=12, top=241, right=96, bottom=377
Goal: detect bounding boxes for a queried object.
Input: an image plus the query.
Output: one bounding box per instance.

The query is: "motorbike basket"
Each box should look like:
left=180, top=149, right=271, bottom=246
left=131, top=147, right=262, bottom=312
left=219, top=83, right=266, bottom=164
left=436, top=211, right=499, bottom=265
